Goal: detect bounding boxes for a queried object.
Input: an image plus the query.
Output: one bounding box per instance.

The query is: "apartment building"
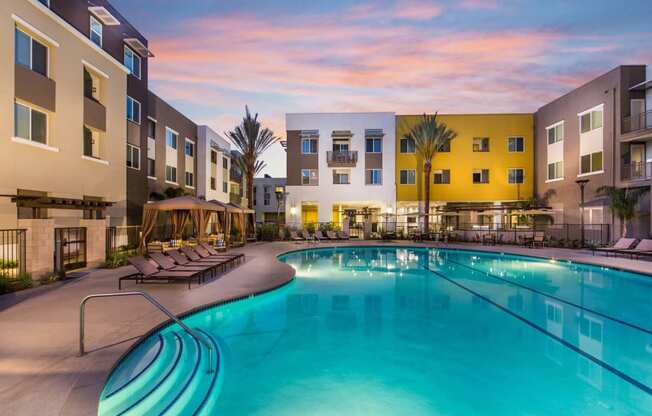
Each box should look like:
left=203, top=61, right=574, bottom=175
left=253, top=176, right=286, bottom=223
left=229, top=150, right=248, bottom=207
left=0, top=0, right=137, bottom=273
left=396, top=114, right=534, bottom=228
left=146, top=92, right=198, bottom=199
left=285, top=113, right=396, bottom=230
left=196, top=126, right=231, bottom=202
left=534, top=65, right=651, bottom=237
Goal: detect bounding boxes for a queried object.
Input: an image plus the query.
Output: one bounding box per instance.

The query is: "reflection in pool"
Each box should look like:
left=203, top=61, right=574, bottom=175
left=99, top=247, right=652, bottom=415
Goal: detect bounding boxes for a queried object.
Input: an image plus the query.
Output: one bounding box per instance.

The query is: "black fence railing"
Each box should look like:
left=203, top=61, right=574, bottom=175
left=621, top=161, right=652, bottom=181
left=0, top=229, right=27, bottom=279
left=622, top=109, right=652, bottom=133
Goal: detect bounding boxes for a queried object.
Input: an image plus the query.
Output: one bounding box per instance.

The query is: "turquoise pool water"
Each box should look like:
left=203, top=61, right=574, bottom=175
left=99, top=247, right=652, bottom=415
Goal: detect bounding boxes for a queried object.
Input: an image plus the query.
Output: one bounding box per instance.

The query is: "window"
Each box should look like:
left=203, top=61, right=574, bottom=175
left=433, top=169, right=450, bottom=184
left=547, top=122, right=564, bottom=144
left=263, top=186, right=271, bottom=206
left=301, top=169, right=318, bottom=185
left=223, top=181, right=228, bottom=193
left=547, top=161, right=563, bottom=180
left=366, top=169, right=382, bottom=185
left=83, top=126, right=100, bottom=158
left=580, top=107, right=603, bottom=133
left=210, top=150, right=217, bottom=164
left=166, top=128, right=178, bottom=149
left=301, top=138, right=317, bottom=154
left=210, top=177, right=216, bottom=190
left=89, top=16, right=102, bottom=47
left=399, top=169, right=416, bottom=185
left=580, top=152, right=603, bottom=174
left=365, top=138, right=382, bottom=153
left=223, top=157, right=228, bottom=169
left=333, top=170, right=350, bottom=184
left=14, top=102, right=47, bottom=144
left=185, top=171, right=194, bottom=187
left=38, top=0, right=50, bottom=6
left=123, top=46, right=141, bottom=79
left=400, top=137, right=416, bottom=153
left=126, top=144, right=140, bottom=170
left=508, top=168, right=524, bottom=184
left=473, top=137, right=490, bottom=152
left=147, top=158, right=155, bottom=177
left=438, top=141, right=450, bottom=152
left=185, top=139, right=195, bottom=157
left=473, top=169, right=489, bottom=184
left=15, top=28, right=48, bottom=77
left=166, top=165, right=177, bottom=182
left=126, top=96, right=140, bottom=124
left=147, top=119, right=156, bottom=139
left=508, top=137, right=524, bottom=152
left=332, top=139, right=349, bottom=152
left=546, top=303, right=562, bottom=324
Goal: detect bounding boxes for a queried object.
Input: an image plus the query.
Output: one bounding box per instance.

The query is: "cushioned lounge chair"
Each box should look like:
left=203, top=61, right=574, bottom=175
left=290, top=231, right=304, bottom=241
left=121, top=256, right=203, bottom=289
left=179, top=246, right=230, bottom=268
left=194, top=245, right=243, bottom=268
left=326, top=231, right=339, bottom=240
left=301, top=230, right=314, bottom=241
left=593, top=238, right=636, bottom=256
left=611, top=238, right=652, bottom=259
left=199, top=242, right=245, bottom=264
left=337, top=231, right=350, bottom=240
left=149, top=252, right=216, bottom=277
left=314, top=230, right=326, bottom=241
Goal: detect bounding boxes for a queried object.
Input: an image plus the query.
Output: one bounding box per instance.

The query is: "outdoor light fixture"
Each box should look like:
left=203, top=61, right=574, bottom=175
left=386, top=206, right=393, bottom=214
left=290, top=206, right=297, bottom=215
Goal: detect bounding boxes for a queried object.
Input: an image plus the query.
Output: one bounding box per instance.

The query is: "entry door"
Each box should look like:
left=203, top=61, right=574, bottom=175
left=630, top=143, right=646, bottom=178
left=55, top=227, right=87, bottom=272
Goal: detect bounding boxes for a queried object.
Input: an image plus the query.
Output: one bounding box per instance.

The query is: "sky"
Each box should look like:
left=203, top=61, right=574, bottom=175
left=112, top=0, right=652, bottom=178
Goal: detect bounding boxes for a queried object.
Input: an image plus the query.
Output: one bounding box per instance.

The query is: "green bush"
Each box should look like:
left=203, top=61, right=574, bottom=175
left=104, top=248, right=136, bottom=269
left=0, top=273, right=33, bottom=294
left=259, top=223, right=279, bottom=241
left=230, top=223, right=242, bottom=242
left=0, top=259, right=18, bottom=269
left=305, top=223, right=316, bottom=233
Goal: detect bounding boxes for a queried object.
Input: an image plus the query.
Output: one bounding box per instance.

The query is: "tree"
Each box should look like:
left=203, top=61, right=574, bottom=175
left=596, top=186, right=649, bottom=238
left=225, top=107, right=279, bottom=209
left=402, top=114, right=457, bottom=233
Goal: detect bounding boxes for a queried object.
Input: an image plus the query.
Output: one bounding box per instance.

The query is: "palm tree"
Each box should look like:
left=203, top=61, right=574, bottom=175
left=402, top=113, right=457, bottom=233
left=225, top=107, right=280, bottom=209
left=596, top=186, right=649, bottom=238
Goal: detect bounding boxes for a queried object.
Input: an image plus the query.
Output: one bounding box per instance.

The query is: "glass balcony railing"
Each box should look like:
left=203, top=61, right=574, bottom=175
left=621, top=161, right=652, bottom=181
left=622, top=110, right=652, bottom=134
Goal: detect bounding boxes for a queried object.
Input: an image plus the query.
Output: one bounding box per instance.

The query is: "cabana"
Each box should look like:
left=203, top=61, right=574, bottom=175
left=138, top=196, right=226, bottom=252
left=208, top=201, right=255, bottom=245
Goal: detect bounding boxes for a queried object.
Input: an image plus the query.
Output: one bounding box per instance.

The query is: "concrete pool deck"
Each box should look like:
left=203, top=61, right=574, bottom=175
left=1, top=240, right=651, bottom=415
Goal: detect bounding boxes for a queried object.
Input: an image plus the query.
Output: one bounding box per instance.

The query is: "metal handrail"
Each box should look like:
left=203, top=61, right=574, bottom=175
left=80, top=291, right=213, bottom=373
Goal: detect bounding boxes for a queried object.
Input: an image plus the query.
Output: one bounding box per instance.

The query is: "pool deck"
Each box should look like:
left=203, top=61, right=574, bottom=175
left=0, top=240, right=651, bottom=415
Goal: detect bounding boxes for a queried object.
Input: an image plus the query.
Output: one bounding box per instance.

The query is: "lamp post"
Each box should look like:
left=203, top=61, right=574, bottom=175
left=275, top=186, right=287, bottom=226
left=575, top=179, right=589, bottom=247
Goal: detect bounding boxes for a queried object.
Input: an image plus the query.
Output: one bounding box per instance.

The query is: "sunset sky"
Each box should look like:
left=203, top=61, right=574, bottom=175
left=112, top=0, right=652, bottom=177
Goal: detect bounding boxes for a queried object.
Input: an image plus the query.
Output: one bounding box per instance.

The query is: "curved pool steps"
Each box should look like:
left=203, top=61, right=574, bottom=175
left=98, top=329, right=220, bottom=415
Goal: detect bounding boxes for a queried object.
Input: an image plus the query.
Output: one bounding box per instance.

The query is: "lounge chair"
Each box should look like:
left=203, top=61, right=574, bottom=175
left=337, top=231, right=350, bottom=240
left=531, top=232, right=546, bottom=248
left=121, top=256, right=203, bottom=289
left=611, top=238, right=652, bottom=259
left=593, top=238, right=637, bottom=256
left=314, top=230, right=326, bottom=241
left=301, top=230, right=314, bottom=241
left=168, top=249, right=223, bottom=269
left=199, top=242, right=245, bottom=264
left=149, top=252, right=216, bottom=277
left=290, top=231, right=304, bottom=241
left=326, top=231, right=339, bottom=240
left=179, top=246, right=230, bottom=267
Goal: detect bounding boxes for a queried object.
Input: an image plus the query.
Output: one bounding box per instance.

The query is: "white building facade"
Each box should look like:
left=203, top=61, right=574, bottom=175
left=196, top=125, right=230, bottom=203
left=285, top=113, right=396, bottom=231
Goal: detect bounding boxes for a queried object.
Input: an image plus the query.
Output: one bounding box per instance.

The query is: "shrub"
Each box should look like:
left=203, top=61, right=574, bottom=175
left=0, top=259, right=18, bottom=269
left=305, top=223, right=316, bottom=233
left=259, top=223, right=279, bottom=241
left=230, top=223, right=242, bottom=242
left=104, top=248, right=136, bottom=269
left=0, top=273, right=33, bottom=294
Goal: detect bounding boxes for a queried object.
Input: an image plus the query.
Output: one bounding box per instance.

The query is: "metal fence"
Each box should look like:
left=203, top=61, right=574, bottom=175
left=0, top=229, right=27, bottom=279
left=106, top=226, right=142, bottom=257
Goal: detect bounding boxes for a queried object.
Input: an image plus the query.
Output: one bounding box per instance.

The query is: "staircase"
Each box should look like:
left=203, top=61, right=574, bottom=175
left=98, top=328, right=221, bottom=416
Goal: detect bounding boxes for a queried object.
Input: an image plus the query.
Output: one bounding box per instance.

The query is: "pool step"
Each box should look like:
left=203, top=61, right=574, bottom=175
left=98, top=328, right=221, bottom=416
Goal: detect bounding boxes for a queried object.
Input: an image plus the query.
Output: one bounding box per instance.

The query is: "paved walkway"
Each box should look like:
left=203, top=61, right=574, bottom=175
left=0, top=241, right=650, bottom=415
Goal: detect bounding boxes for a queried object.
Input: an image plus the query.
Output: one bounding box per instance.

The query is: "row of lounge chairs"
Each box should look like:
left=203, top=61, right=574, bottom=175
left=289, top=230, right=350, bottom=242
left=121, top=242, right=245, bottom=289
left=593, top=238, right=652, bottom=259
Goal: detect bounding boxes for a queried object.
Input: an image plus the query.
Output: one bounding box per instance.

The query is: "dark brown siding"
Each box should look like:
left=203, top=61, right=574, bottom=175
left=15, top=64, right=56, bottom=112
left=286, top=130, right=318, bottom=185
left=83, top=97, right=106, bottom=131
left=147, top=92, right=198, bottom=196
left=365, top=152, right=382, bottom=169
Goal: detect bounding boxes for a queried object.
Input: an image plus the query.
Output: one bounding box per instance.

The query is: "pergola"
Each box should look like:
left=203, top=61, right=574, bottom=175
left=209, top=200, right=255, bottom=244
left=139, top=196, right=226, bottom=252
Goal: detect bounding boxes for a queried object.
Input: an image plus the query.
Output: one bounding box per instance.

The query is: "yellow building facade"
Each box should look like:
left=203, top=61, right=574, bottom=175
left=395, top=114, right=534, bottom=213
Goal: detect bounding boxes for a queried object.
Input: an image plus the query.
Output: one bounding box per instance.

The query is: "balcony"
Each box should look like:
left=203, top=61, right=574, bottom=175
left=622, top=110, right=652, bottom=134
left=327, top=150, right=358, bottom=167
left=229, top=192, right=242, bottom=205
left=621, top=161, right=652, bottom=181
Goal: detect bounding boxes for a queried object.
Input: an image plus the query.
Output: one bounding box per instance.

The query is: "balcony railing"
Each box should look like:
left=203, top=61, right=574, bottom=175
left=622, top=110, right=652, bottom=134
left=621, top=161, right=652, bottom=181
left=229, top=192, right=242, bottom=204
left=327, top=150, right=358, bottom=167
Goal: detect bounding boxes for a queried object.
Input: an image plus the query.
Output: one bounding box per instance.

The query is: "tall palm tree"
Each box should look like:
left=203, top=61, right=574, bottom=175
left=225, top=107, right=280, bottom=209
left=596, top=186, right=649, bottom=238
left=402, top=114, right=457, bottom=233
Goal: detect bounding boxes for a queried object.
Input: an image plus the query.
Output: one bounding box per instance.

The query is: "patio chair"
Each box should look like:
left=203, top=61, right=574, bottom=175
left=149, top=252, right=216, bottom=277
left=531, top=232, right=546, bottom=248
left=301, top=230, right=314, bottom=241
left=121, top=256, right=203, bottom=289
left=199, top=242, right=245, bottom=264
left=314, top=230, right=327, bottom=241
left=290, top=231, right=304, bottom=241
left=337, top=231, right=350, bottom=240
left=168, top=249, right=223, bottom=269
left=179, top=246, right=231, bottom=267
left=610, top=238, right=652, bottom=259
left=592, top=238, right=637, bottom=256
left=326, top=231, right=339, bottom=240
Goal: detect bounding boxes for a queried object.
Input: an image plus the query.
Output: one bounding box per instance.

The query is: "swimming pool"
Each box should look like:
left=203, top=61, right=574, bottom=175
left=99, top=246, right=652, bottom=415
